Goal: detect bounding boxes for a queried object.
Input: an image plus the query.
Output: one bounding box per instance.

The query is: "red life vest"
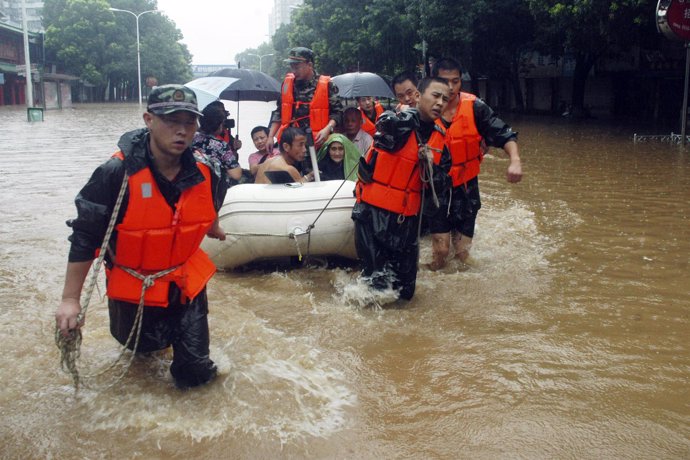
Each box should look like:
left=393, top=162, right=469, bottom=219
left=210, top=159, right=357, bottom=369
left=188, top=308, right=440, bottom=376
left=356, top=127, right=445, bottom=216
left=106, top=152, right=217, bottom=307
left=360, top=102, right=384, bottom=137
left=447, top=92, right=483, bottom=187
left=278, top=73, right=331, bottom=142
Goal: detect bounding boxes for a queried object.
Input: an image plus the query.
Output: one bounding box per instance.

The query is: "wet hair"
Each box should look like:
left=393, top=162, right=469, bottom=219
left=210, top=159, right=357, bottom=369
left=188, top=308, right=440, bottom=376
left=279, top=127, right=306, bottom=153
left=199, top=101, right=226, bottom=133
left=251, top=125, right=269, bottom=138
left=391, top=71, right=418, bottom=89
left=431, top=58, right=463, bottom=77
left=417, top=76, right=449, bottom=95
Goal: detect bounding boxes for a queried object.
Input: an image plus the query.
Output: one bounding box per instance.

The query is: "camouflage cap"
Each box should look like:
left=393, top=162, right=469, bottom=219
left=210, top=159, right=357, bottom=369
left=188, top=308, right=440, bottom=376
left=284, top=47, right=314, bottom=64
left=147, top=84, right=203, bottom=116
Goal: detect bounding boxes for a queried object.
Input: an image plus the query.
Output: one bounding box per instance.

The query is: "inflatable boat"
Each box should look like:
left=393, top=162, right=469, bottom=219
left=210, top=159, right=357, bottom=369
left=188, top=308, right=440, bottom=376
left=201, top=180, right=358, bottom=269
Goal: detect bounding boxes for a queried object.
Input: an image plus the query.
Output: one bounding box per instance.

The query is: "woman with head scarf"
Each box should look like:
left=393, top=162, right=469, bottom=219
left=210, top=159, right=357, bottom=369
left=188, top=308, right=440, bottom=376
left=316, top=133, right=360, bottom=181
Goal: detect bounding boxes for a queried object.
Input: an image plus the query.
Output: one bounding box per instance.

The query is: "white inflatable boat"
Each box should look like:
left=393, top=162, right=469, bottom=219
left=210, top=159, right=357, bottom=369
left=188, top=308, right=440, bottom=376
left=201, top=180, right=358, bottom=269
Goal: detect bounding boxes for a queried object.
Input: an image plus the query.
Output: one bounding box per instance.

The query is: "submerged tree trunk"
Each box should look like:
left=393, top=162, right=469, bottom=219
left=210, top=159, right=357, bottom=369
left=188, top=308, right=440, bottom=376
left=510, top=55, right=525, bottom=112
left=570, top=52, right=597, bottom=118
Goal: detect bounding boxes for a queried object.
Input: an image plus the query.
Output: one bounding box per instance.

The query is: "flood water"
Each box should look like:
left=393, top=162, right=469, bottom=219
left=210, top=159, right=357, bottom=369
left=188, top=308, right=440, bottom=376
left=1, top=103, right=688, bottom=459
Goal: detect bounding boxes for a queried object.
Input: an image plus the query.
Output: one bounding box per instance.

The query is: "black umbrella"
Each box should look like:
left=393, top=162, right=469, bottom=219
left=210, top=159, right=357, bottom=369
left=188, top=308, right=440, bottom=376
left=331, top=72, right=394, bottom=99
left=207, top=68, right=281, bottom=102
left=197, top=68, right=281, bottom=134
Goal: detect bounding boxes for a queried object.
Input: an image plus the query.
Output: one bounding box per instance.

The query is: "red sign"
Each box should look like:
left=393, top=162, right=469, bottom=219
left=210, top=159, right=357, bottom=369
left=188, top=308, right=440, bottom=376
left=658, top=0, right=690, bottom=41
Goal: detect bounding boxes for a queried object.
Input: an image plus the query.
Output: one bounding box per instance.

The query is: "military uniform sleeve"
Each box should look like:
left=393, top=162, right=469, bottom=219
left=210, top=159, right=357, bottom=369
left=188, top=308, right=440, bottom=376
left=270, top=92, right=282, bottom=125
left=473, top=98, right=518, bottom=148
left=67, top=157, right=127, bottom=263
left=210, top=164, right=228, bottom=211
left=328, top=79, right=343, bottom=127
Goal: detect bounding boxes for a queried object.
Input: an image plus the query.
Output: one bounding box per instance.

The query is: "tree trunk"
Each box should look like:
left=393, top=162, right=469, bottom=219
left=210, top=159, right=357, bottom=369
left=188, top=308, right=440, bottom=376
left=570, top=52, right=597, bottom=118
left=510, top=56, right=525, bottom=112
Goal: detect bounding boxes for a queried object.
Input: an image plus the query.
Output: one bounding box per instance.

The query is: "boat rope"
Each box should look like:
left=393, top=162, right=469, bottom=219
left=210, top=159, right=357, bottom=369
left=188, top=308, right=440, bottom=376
left=302, top=161, right=360, bottom=260
left=417, top=142, right=441, bottom=239
left=55, top=171, right=129, bottom=392
left=55, top=171, right=173, bottom=393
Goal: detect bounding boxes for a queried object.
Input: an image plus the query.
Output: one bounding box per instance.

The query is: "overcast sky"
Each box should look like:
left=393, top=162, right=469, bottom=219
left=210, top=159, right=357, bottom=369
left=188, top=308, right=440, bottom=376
left=156, top=0, right=274, bottom=65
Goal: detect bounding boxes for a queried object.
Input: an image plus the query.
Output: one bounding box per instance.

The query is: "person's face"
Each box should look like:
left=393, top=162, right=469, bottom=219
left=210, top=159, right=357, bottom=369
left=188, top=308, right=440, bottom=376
left=343, top=110, right=362, bottom=136
left=417, top=81, right=450, bottom=122
left=328, top=141, right=345, bottom=163
left=437, top=69, right=462, bottom=99
left=144, top=110, right=198, bottom=157
left=289, top=60, right=314, bottom=80
left=394, top=80, right=419, bottom=108
left=283, top=134, right=307, bottom=163
left=357, top=96, right=374, bottom=113
left=252, top=130, right=269, bottom=151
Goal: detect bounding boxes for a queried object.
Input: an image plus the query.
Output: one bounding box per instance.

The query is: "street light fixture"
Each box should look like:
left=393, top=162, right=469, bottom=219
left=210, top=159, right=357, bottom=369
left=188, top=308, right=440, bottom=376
left=109, top=7, right=159, bottom=106
left=247, top=53, right=274, bottom=73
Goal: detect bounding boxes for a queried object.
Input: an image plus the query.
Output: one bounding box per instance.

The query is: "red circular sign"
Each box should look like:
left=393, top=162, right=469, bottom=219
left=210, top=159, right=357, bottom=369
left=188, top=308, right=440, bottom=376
left=658, top=0, right=690, bottom=41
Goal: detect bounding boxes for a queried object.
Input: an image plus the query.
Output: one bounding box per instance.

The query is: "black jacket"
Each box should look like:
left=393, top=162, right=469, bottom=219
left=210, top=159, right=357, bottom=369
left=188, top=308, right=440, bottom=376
left=67, top=128, right=227, bottom=262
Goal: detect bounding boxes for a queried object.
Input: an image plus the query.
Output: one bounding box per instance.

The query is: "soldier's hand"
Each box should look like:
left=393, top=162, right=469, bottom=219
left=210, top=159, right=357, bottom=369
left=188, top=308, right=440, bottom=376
left=55, top=298, right=83, bottom=337
left=507, top=160, right=522, bottom=183
left=315, top=126, right=331, bottom=146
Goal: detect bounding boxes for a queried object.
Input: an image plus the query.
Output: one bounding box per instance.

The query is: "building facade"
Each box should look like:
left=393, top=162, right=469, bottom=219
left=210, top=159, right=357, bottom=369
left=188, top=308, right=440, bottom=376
left=0, top=0, right=43, bottom=32
left=269, top=0, right=302, bottom=35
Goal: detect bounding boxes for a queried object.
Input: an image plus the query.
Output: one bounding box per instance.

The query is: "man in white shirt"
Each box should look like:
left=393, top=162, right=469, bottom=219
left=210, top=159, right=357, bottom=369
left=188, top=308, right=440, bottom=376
left=342, top=106, right=373, bottom=156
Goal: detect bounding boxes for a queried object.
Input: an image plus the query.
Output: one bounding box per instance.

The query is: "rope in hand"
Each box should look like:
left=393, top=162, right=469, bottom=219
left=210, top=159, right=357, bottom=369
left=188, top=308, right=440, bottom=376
left=55, top=172, right=129, bottom=392
left=417, top=142, right=441, bottom=239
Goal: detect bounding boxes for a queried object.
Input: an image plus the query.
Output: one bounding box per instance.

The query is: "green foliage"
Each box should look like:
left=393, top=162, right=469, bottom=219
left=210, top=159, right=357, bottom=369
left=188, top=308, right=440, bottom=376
left=527, top=0, right=655, bottom=57
left=43, top=0, right=192, bottom=101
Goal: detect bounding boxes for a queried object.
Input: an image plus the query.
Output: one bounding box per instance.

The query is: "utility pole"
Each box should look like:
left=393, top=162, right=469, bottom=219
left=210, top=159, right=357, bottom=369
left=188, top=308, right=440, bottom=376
left=21, top=0, right=33, bottom=108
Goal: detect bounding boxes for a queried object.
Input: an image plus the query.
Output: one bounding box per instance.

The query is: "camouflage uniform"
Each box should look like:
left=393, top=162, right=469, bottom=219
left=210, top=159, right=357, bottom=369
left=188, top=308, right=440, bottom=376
left=270, top=47, right=343, bottom=135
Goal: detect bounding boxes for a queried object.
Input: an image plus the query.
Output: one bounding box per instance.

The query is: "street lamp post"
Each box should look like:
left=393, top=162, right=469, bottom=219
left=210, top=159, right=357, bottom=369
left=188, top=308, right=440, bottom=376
left=109, top=8, right=159, bottom=106
left=247, top=53, right=274, bottom=73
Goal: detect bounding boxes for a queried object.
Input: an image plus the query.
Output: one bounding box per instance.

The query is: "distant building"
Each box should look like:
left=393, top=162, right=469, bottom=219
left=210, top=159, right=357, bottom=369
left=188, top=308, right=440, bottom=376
left=1, top=19, right=78, bottom=107
left=0, top=0, right=43, bottom=32
left=269, top=0, right=302, bottom=35
left=190, top=64, right=238, bottom=79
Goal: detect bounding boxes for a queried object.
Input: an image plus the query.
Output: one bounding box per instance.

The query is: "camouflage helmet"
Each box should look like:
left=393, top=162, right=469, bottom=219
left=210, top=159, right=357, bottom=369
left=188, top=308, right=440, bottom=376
left=284, top=47, right=314, bottom=64
left=147, top=84, right=203, bottom=116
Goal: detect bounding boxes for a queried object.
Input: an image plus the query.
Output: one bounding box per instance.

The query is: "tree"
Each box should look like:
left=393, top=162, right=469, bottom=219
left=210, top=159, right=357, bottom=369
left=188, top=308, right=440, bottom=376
left=43, top=0, right=193, bottom=101
left=471, top=0, right=536, bottom=111
left=44, top=0, right=119, bottom=98
left=527, top=0, right=655, bottom=116
left=284, top=0, right=421, bottom=76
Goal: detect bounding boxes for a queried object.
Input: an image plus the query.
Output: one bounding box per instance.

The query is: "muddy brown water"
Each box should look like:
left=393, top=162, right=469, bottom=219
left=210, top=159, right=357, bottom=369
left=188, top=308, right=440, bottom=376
left=1, top=103, right=688, bottom=459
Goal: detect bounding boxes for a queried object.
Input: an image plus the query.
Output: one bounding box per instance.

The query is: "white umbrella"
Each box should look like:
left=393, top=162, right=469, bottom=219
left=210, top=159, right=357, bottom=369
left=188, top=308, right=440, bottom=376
left=184, top=76, right=240, bottom=110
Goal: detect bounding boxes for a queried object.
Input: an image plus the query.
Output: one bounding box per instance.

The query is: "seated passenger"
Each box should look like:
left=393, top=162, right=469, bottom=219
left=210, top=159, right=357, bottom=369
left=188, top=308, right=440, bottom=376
left=247, top=125, right=280, bottom=177
left=342, top=106, right=373, bottom=156
left=192, top=101, right=242, bottom=183
left=316, top=133, right=360, bottom=181
left=255, top=127, right=315, bottom=184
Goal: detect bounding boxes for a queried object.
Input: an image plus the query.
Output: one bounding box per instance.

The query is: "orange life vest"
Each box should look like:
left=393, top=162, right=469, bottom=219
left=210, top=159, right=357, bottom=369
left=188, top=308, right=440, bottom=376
left=106, top=152, right=217, bottom=307
left=278, top=73, right=331, bottom=142
left=356, top=126, right=445, bottom=216
left=216, top=129, right=231, bottom=144
left=446, top=92, right=483, bottom=187
left=360, top=102, right=384, bottom=137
